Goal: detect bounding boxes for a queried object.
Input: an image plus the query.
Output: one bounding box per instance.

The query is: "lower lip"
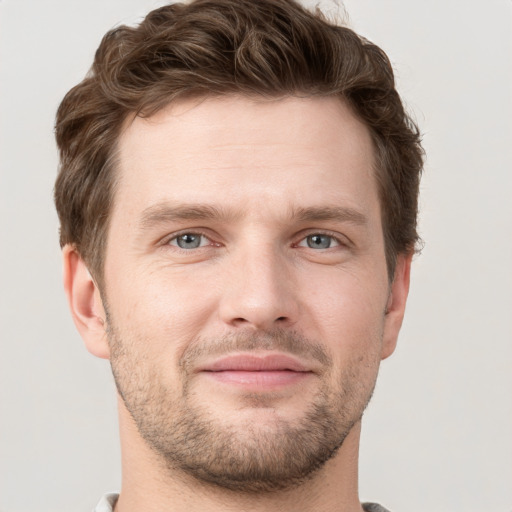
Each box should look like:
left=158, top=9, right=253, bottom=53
left=202, top=370, right=312, bottom=389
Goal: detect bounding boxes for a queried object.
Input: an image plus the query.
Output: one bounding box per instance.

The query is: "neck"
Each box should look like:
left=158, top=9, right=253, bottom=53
left=115, top=397, right=364, bottom=512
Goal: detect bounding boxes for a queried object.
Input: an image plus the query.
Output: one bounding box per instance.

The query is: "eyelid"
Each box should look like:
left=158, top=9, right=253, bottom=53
left=294, top=230, right=352, bottom=249
left=169, top=234, right=208, bottom=249
left=157, top=228, right=351, bottom=250
left=160, top=229, right=219, bottom=248
left=296, top=235, right=339, bottom=249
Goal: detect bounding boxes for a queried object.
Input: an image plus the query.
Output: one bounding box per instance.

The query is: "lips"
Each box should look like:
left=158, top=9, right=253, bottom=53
left=203, top=354, right=310, bottom=372
left=198, top=354, right=313, bottom=389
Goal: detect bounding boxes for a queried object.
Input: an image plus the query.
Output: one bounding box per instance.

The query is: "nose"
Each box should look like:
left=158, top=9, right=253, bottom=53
left=218, top=243, right=300, bottom=330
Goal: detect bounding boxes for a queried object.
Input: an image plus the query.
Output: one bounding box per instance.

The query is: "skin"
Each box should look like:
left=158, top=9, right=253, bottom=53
left=63, top=96, right=411, bottom=512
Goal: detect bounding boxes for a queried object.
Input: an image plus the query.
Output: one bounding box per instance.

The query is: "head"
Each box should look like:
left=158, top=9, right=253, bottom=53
left=55, top=0, right=423, bottom=290
left=55, top=0, right=423, bottom=495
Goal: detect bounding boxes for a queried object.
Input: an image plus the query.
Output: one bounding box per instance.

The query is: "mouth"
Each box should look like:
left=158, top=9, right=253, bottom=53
left=198, top=353, right=315, bottom=389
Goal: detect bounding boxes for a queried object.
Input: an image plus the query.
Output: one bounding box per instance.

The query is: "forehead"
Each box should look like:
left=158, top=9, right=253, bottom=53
left=114, top=95, right=378, bottom=222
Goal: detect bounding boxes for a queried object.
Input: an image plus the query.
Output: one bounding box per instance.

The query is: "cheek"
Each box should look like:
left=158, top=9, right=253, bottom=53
left=303, top=269, right=388, bottom=362
left=105, top=262, right=221, bottom=356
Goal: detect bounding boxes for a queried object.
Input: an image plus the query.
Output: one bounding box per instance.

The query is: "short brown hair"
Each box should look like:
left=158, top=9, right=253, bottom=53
left=54, top=0, right=424, bottom=286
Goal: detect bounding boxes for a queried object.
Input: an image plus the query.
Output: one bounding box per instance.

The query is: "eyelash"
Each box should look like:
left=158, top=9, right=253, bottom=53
left=295, top=232, right=344, bottom=250
left=163, top=230, right=219, bottom=250
left=162, top=230, right=349, bottom=251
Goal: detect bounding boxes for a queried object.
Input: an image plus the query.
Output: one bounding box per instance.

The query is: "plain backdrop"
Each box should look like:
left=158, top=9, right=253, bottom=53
left=1, top=1, right=511, bottom=511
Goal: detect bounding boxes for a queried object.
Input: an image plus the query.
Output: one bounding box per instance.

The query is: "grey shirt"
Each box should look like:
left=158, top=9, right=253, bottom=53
left=93, top=493, right=391, bottom=511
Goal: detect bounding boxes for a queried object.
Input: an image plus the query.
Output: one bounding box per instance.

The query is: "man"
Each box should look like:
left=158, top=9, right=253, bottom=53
left=54, top=0, right=423, bottom=510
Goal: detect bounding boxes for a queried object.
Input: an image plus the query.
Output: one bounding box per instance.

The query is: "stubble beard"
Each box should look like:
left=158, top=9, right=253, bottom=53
left=107, top=321, right=380, bottom=493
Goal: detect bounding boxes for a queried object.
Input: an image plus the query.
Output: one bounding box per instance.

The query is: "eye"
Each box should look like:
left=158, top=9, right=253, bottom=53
left=169, top=233, right=209, bottom=249
left=298, top=234, right=340, bottom=249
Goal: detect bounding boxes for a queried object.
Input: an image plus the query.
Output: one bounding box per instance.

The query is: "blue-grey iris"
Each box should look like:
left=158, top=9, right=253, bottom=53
left=177, top=233, right=202, bottom=249
left=307, top=235, right=332, bottom=249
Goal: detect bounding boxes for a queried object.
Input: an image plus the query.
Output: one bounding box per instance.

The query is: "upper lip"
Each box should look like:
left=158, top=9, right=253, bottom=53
left=199, top=353, right=312, bottom=373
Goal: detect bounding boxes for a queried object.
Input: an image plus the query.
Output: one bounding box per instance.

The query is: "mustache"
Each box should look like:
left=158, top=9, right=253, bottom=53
left=179, top=328, right=331, bottom=373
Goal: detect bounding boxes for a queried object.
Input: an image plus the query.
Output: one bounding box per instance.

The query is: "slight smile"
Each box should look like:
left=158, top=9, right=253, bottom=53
left=199, top=353, right=315, bottom=390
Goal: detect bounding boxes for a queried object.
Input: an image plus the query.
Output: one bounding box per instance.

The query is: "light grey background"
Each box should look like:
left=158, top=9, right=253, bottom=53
left=1, top=1, right=511, bottom=511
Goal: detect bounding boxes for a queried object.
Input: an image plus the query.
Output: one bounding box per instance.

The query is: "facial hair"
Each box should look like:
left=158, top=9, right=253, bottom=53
left=107, top=319, right=380, bottom=493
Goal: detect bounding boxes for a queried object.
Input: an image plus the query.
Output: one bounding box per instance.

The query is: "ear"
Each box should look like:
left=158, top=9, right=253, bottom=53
left=381, top=253, right=412, bottom=360
left=62, top=245, right=110, bottom=359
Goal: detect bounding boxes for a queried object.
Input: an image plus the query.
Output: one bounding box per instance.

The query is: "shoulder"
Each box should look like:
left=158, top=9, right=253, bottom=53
left=92, top=493, right=119, bottom=512
left=362, top=503, right=392, bottom=512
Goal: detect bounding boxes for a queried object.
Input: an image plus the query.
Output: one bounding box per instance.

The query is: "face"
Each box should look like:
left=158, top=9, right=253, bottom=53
left=97, top=96, right=408, bottom=491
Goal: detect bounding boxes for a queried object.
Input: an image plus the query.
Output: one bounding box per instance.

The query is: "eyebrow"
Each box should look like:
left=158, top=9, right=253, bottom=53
left=138, top=202, right=368, bottom=230
left=139, top=203, right=239, bottom=230
left=292, top=206, right=368, bottom=226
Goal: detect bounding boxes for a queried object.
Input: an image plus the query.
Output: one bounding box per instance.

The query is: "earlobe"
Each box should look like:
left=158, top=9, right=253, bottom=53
left=381, top=253, right=412, bottom=360
left=62, top=245, right=110, bottom=359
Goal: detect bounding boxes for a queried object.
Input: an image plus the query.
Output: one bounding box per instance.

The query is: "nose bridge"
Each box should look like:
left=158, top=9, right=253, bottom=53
left=219, top=238, right=298, bottom=329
